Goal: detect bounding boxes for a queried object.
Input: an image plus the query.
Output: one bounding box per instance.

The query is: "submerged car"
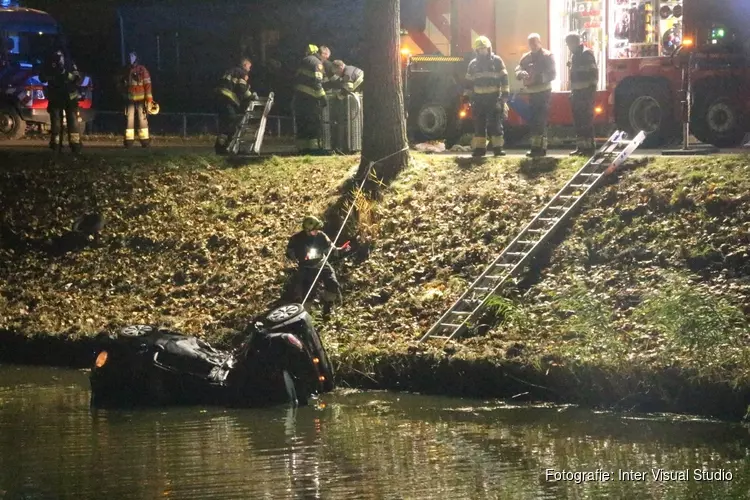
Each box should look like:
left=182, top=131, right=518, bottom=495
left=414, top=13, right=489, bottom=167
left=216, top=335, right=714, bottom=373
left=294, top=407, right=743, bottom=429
left=89, top=303, right=334, bottom=408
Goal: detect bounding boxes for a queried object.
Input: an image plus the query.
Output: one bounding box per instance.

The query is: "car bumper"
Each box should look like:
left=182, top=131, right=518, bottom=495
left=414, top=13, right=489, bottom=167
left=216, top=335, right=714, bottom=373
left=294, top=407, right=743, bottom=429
left=19, top=108, right=97, bottom=125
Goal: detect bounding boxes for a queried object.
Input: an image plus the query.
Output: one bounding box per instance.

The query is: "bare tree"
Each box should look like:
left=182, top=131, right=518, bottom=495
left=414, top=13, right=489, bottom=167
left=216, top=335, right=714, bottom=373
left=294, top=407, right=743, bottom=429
left=357, top=0, right=409, bottom=186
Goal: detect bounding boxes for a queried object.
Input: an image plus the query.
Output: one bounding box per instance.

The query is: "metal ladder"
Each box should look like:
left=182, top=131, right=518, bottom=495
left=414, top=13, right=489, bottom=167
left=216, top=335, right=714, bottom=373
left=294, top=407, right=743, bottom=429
left=228, top=92, right=275, bottom=155
left=418, top=130, right=646, bottom=344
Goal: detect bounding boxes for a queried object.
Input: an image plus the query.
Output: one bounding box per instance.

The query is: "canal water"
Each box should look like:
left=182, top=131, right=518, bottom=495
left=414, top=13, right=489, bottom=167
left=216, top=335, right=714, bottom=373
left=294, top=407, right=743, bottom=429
left=0, top=365, right=749, bottom=499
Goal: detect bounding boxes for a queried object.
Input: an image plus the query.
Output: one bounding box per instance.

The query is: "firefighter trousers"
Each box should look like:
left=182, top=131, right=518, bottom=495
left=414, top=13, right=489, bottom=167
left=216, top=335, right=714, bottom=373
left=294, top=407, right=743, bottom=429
left=48, top=103, right=81, bottom=152
left=294, top=94, right=323, bottom=152
left=471, top=99, right=504, bottom=155
left=293, top=263, right=341, bottom=304
left=124, top=102, right=150, bottom=147
left=528, top=90, right=552, bottom=151
left=215, top=101, right=241, bottom=154
left=570, top=88, right=596, bottom=151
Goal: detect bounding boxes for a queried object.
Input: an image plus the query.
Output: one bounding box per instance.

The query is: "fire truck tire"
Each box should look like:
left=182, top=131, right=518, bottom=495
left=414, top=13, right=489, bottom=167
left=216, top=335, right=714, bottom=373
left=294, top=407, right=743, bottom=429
left=690, top=94, right=747, bottom=148
left=0, top=106, right=26, bottom=141
left=616, top=82, right=675, bottom=147
left=416, top=103, right=448, bottom=140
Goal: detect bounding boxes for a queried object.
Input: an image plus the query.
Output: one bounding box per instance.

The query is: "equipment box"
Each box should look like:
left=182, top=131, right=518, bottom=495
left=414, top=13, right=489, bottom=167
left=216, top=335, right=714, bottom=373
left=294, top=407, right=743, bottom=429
left=321, top=92, right=363, bottom=153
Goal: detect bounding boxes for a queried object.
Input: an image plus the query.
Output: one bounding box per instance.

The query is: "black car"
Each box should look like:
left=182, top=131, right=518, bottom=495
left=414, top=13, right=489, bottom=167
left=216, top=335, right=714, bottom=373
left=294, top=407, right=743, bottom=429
left=89, top=304, right=334, bottom=408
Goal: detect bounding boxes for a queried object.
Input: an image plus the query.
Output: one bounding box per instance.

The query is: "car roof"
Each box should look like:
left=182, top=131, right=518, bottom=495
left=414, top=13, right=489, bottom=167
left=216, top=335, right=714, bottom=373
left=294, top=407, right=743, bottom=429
left=0, top=7, right=59, bottom=34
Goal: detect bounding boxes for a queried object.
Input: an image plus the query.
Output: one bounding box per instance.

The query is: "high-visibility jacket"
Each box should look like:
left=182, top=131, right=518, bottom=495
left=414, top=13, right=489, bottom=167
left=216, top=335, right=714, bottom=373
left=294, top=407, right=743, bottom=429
left=216, top=65, right=252, bottom=107
left=295, top=54, right=325, bottom=98
left=569, top=45, right=599, bottom=91
left=121, top=64, right=152, bottom=102
left=341, top=65, right=364, bottom=92
left=515, top=49, right=556, bottom=93
left=39, top=58, right=82, bottom=106
left=465, top=53, right=509, bottom=100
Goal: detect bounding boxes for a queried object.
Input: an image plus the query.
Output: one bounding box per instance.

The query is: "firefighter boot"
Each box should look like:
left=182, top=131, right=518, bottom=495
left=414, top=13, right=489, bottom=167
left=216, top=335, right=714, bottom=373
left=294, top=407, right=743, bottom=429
left=140, top=139, right=151, bottom=149
left=124, top=140, right=134, bottom=149
left=472, top=148, right=487, bottom=158
left=71, top=143, right=82, bottom=155
left=493, top=147, right=506, bottom=157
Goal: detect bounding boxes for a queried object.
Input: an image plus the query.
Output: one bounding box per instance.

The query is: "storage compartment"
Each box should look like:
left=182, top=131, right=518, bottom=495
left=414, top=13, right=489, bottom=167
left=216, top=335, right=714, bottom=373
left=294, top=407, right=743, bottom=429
left=609, top=0, right=683, bottom=58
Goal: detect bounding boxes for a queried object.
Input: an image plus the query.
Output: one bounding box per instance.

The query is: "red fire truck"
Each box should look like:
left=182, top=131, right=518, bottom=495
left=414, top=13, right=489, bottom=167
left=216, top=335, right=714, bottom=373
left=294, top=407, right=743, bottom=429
left=0, top=2, right=94, bottom=140
left=401, top=0, right=750, bottom=147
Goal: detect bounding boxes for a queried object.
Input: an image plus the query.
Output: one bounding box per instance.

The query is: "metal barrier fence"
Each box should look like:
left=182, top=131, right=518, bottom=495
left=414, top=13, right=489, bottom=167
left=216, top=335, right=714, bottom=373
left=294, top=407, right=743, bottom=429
left=85, top=110, right=295, bottom=138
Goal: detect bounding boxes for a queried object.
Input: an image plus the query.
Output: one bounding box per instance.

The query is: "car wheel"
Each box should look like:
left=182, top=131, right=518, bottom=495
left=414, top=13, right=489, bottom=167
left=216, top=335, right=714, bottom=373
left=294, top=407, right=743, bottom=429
left=416, top=102, right=448, bottom=140
left=120, top=324, right=154, bottom=337
left=266, top=304, right=304, bottom=325
left=691, top=94, right=747, bottom=148
left=616, top=81, right=676, bottom=147
left=0, top=106, right=26, bottom=140
left=282, top=370, right=300, bottom=407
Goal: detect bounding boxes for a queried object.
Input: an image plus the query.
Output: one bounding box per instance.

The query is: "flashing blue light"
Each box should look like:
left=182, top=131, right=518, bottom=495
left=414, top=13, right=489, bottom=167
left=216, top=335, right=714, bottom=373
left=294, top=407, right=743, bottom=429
left=1, top=0, right=20, bottom=8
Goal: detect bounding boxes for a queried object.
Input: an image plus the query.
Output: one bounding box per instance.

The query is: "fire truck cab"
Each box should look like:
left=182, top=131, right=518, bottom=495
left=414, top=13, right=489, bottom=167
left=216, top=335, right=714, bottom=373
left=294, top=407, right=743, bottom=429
left=0, top=1, right=94, bottom=140
left=401, top=0, right=750, bottom=147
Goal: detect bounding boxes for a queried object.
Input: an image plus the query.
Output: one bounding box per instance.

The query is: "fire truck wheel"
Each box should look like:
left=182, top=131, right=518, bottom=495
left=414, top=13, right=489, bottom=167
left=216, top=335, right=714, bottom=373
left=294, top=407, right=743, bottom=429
left=0, top=106, right=26, bottom=141
left=416, top=103, right=448, bottom=140
left=691, top=94, right=747, bottom=148
left=616, top=82, right=675, bottom=147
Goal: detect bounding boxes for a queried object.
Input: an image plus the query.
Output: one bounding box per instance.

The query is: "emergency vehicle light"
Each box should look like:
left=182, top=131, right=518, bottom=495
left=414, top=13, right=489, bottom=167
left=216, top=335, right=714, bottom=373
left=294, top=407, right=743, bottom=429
left=682, top=38, right=693, bottom=47
left=400, top=47, right=411, bottom=57
left=594, top=106, right=603, bottom=115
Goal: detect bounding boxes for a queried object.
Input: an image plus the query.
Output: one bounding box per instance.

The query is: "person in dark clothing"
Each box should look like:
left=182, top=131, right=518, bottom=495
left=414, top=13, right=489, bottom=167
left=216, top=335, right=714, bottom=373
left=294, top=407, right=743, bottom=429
left=318, top=45, right=335, bottom=89
left=294, top=44, right=327, bottom=154
left=39, top=48, right=82, bottom=153
left=285, top=215, right=350, bottom=316
left=214, top=57, right=255, bottom=154
left=566, top=32, right=599, bottom=156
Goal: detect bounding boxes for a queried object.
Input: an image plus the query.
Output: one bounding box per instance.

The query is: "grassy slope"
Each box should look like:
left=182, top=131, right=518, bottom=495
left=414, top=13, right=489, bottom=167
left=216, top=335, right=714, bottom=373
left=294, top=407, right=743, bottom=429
left=2, top=151, right=750, bottom=413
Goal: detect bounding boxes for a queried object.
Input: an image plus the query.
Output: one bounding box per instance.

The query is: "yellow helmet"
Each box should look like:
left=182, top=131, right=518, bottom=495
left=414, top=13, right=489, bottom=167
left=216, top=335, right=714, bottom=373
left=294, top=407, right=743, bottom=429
left=306, top=44, right=319, bottom=56
left=146, top=101, right=160, bottom=115
left=474, top=36, right=492, bottom=50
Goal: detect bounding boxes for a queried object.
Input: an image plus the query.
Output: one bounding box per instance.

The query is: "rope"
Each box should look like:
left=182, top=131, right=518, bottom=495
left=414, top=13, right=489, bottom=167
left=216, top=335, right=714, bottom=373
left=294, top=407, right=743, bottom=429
left=300, top=145, right=409, bottom=307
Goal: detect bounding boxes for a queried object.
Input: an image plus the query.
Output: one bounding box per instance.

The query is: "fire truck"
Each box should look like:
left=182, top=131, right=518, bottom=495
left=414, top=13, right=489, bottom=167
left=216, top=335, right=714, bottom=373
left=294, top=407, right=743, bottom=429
left=0, top=1, right=94, bottom=140
left=401, top=0, right=750, bottom=147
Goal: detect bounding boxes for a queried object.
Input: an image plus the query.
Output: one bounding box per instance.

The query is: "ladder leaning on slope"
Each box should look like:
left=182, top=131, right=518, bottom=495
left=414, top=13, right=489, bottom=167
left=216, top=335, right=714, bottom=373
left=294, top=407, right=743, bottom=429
left=418, top=129, right=647, bottom=344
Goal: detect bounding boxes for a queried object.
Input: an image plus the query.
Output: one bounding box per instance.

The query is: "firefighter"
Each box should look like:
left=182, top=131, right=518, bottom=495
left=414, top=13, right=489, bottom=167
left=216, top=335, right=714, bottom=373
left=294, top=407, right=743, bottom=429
left=119, top=51, right=154, bottom=148
left=465, top=36, right=510, bottom=158
left=566, top=32, right=599, bottom=157
left=318, top=45, right=335, bottom=88
left=39, top=48, right=82, bottom=154
left=515, top=33, right=556, bottom=158
left=330, top=60, right=364, bottom=95
left=285, top=216, right=351, bottom=317
left=214, top=57, right=255, bottom=155
left=294, top=44, right=327, bottom=154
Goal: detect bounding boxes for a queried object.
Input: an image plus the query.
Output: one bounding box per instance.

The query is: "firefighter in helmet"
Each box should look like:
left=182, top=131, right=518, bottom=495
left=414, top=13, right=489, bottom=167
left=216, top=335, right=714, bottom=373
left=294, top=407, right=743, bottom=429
left=330, top=60, right=364, bottom=96
left=119, top=51, right=154, bottom=148
left=465, top=35, right=510, bottom=158
left=294, top=44, right=327, bottom=154
left=214, top=57, right=255, bottom=155
left=285, top=216, right=351, bottom=317
left=566, top=32, right=599, bottom=157
left=39, top=47, right=83, bottom=154
left=515, top=33, right=556, bottom=158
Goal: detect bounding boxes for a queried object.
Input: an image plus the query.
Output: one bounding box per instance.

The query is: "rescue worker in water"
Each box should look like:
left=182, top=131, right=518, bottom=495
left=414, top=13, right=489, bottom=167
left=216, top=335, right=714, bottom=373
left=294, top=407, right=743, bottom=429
left=285, top=216, right=351, bottom=317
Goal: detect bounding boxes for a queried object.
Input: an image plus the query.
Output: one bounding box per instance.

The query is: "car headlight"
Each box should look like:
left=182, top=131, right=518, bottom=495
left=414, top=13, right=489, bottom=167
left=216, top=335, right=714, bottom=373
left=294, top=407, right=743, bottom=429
left=95, top=351, right=108, bottom=368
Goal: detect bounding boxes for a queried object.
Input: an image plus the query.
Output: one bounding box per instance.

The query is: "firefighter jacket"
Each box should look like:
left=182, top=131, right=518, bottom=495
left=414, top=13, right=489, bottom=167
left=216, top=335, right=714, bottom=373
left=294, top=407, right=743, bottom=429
left=465, top=53, right=510, bottom=101
left=515, top=49, right=556, bottom=93
left=341, top=65, right=364, bottom=92
left=286, top=230, right=335, bottom=268
left=569, top=45, right=599, bottom=91
left=217, top=66, right=252, bottom=107
left=39, top=57, right=82, bottom=107
left=121, top=64, right=152, bottom=103
left=295, top=54, right=325, bottom=99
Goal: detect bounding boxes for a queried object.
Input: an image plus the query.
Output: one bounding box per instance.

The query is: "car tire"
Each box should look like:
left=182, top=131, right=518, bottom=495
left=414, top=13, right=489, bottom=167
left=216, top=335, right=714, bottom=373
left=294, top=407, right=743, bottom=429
left=416, top=102, right=448, bottom=140
left=120, top=324, right=155, bottom=337
left=266, top=304, right=304, bottom=325
left=0, top=106, right=26, bottom=141
left=691, top=94, right=747, bottom=148
left=616, top=81, right=677, bottom=147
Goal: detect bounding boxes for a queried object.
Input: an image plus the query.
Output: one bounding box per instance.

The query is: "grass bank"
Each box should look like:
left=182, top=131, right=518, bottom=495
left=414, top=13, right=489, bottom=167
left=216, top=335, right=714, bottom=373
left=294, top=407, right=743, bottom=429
left=1, top=149, right=749, bottom=419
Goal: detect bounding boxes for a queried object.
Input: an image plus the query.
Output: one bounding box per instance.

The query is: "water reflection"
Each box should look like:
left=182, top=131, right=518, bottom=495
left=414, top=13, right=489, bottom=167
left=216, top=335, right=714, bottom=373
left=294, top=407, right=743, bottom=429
left=0, top=366, right=749, bottom=499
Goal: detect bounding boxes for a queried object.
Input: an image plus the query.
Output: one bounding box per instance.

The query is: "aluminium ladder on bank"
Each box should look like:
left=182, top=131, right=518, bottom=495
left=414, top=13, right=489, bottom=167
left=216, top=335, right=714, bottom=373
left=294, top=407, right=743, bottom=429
left=418, top=129, right=647, bottom=344
left=227, top=92, right=275, bottom=155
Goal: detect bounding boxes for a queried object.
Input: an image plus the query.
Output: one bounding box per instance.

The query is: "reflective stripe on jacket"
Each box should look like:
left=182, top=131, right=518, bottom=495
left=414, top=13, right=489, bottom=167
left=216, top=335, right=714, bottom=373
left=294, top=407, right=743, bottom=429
left=122, top=64, right=152, bottom=102
left=295, top=54, right=325, bottom=98
left=40, top=60, right=82, bottom=105
left=342, top=65, right=364, bottom=92
left=569, top=45, right=598, bottom=91
left=465, top=54, right=510, bottom=99
left=515, top=49, right=556, bottom=93
left=216, top=66, right=252, bottom=106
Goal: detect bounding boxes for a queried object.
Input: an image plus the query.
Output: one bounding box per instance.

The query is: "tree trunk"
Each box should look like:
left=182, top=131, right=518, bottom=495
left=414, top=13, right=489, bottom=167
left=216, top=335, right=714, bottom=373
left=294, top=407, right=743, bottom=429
left=357, top=0, right=409, bottom=187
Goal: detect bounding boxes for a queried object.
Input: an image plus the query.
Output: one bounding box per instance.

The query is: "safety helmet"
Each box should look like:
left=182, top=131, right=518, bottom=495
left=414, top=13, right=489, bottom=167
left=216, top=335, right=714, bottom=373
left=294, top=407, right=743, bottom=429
left=302, top=215, right=323, bottom=231
left=306, top=44, right=319, bottom=56
left=474, top=36, right=492, bottom=50
left=146, top=100, right=160, bottom=115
